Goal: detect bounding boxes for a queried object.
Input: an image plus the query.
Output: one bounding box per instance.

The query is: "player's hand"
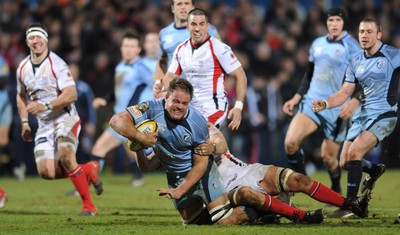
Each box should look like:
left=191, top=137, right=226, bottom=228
left=283, top=98, right=299, bottom=116
left=26, top=101, right=47, bottom=115
left=312, top=100, right=328, bottom=112
left=228, top=108, right=242, bottom=131
left=136, top=131, right=159, bottom=149
left=93, top=98, right=107, bottom=109
left=157, top=188, right=183, bottom=200
left=339, top=98, right=360, bottom=120
left=153, top=79, right=163, bottom=99
left=195, top=139, right=214, bottom=156
left=21, top=123, right=33, bottom=142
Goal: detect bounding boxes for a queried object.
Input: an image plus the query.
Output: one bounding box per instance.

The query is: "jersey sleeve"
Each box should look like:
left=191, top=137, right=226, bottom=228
left=213, top=40, right=241, bottom=74
left=126, top=100, right=159, bottom=126
left=54, top=58, right=76, bottom=90
left=167, top=45, right=183, bottom=75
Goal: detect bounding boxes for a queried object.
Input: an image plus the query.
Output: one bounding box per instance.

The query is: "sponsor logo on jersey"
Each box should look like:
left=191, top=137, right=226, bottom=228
left=128, top=106, right=143, bottom=118
left=135, top=102, right=149, bottom=112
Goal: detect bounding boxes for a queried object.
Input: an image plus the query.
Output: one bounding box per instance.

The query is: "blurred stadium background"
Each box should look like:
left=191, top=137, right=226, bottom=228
left=0, top=0, right=399, bottom=180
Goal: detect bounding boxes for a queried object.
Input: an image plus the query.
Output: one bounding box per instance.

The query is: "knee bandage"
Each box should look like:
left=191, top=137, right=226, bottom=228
left=183, top=207, right=213, bottom=225
left=209, top=201, right=233, bottom=223
left=275, top=168, right=294, bottom=192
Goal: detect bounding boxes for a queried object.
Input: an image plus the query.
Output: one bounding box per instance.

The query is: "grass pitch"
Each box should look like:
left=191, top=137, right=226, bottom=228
left=0, top=170, right=399, bottom=235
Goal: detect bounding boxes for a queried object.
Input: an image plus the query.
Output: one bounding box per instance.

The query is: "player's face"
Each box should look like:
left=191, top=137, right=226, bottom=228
left=26, top=35, right=48, bottom=56
left=172, top=0, right=194, bottom=22
left=358, top=21, right=382, bottom=52
left=188, top=14, right=209, bottom=45
left=144, top=33, right=159, bottom=57
left=121, top=38, right=141, bottom=63
left=165, top=88, right=191, bottom=121
left=327, top=16, right=344, bottom=40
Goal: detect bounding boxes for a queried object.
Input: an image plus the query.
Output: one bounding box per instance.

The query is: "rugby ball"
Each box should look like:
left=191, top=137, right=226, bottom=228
left=126, top=119, right=158, bottom=152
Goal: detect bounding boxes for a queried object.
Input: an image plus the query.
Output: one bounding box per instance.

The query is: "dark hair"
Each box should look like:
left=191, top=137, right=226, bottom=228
left=168, top=78, right=193, bottom=100
left=187, top=8, right=209, bottom=23
left=326, top=6, right=347, bottom=28
left=123, top=31, right=140, bottom=41
left=360, top=17, right=381, bottom=32
left=171, top=0, right=194, bottom=6
left=26, top=22, right=48, bottom=34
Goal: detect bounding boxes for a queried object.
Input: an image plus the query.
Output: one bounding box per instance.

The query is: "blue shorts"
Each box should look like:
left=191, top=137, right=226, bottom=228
left=166, top=157, right=226, bottom=210
left=107, top=126, right=127, bottom=143
left=346, top=109, right=397, bottom=143
left=0, top=91, right=12, bottom=126
left=299, top=96, right=349, bottom=142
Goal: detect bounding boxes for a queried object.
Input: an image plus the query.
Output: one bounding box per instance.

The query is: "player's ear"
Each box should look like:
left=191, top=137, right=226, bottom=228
left=377, top=31, right=382, bottom=40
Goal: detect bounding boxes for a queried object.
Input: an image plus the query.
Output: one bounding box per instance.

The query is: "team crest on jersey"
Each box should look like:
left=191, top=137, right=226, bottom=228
left=376, top=59, right=383, bottom=69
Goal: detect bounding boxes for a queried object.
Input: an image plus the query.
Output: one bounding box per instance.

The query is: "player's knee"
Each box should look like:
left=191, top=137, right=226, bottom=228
left=37, top=167, right=56, bottom=179
left=284, top=138, right=300, bottom=154
left=209, top=201, right=234, bottom=223
left=275, top=168, right=295, bottom=192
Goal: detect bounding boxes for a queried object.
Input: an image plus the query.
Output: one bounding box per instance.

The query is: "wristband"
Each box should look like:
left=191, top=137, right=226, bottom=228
left=45, top=103, right=53, bottom=110
left=234, top=101, right=244, bottom=111
left=21, top=118, right=29, bottom=125
left=323, top=100, right=329, bottom=109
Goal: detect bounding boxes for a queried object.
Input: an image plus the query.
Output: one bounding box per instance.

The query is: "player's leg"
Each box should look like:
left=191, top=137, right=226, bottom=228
left=284, top=113, right=317, bottom=175
left=90, top=129, right=121, bottom=171
left=0, top=187, right=8, bottom=208
left=124, top=146, right=145, bottom=187
left=228, top=186, right=324, bottom=223
left=58, top=135, right=98, bottom=215
left=320, top=138, right=342, bottom=194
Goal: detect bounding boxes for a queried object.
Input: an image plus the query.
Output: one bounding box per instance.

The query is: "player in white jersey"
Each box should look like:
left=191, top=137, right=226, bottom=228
left=157, top=8, right=247, bottom=131
left=282, top=7, right=361, bottom=199
left=16, top=23, right=101, bottom=215
left=313, top=18, right=399, bottom=216
left=155, top=0, right=219, bottom=80
left=197, top=125, right=369, bottom=220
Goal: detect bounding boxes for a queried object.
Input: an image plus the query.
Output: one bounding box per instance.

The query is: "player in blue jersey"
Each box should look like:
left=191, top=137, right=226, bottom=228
left=282, top=7, right=361, bottom=197
left=135, top=32, right=159, bottom=104
left=155, top=0, right=219, bottom=80
left=110, top=78, right=256, bottom=225
left=313, top=17, right=399, bottom=217
left=89, top=32, right=148, bottom=186
left=0, top=55, right=12, bottom=170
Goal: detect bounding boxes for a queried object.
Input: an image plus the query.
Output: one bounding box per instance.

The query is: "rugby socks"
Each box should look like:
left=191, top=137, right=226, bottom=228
left=307, top=181, right=345, bottom=207
left=328, top=166, right=342, bottom=194
left=361, top=159, right=381, bottom=177
left=90, top=154, right=106, bottom=172
left=68, top=165, right=95, bottom=209
left=263, top=194, right=307, bottom=221
left=346, top=160, right=362, bottom=199
left=287, top=149, right=306, bottom=175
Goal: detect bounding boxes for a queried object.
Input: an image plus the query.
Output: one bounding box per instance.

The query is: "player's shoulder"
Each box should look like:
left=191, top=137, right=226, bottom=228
left=17, top=55, right=30, bottom=69
left=159, top=23, right=178, bottom=36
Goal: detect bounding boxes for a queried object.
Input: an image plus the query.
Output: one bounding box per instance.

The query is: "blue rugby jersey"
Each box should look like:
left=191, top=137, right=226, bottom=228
left=345, top=43, right=400, bottom=112
left=306, top=31, right=361, bottom=103
left=126, top=99, right=209, bottom=173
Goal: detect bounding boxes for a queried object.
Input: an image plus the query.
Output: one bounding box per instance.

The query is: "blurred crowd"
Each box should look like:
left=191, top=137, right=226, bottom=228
left=1, top=0, right=400, bottom=179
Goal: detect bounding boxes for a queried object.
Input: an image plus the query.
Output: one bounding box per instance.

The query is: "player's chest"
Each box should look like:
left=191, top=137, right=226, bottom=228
left=313, top=44, right=346, bottom=64
left=157, top=121, right=194, bottom=149
left=177, top=47, right=217, bottom=73
left=22, top=65, right=57, bottom=91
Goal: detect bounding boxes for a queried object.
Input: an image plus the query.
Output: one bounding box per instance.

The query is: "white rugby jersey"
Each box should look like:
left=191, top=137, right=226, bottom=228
left=16, top=51, right=78, bottom=121
left=168, top=36, right=242, bottom=111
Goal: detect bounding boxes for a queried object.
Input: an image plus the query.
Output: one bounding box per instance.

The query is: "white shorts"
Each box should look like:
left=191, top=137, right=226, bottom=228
left=34, top=112, right=81, bottom=162
left=218, top=155, right=271, bottom=194
left=192, top=100, right=228, bottom=128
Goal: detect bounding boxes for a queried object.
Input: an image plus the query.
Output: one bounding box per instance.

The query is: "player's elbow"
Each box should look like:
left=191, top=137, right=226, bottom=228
left=109, top=113, right=123, bottom=132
